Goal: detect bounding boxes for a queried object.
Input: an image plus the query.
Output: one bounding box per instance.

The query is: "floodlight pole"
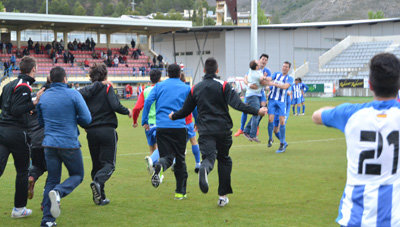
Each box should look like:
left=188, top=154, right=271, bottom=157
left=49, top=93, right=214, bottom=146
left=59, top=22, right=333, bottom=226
left=250, top=0, right=258, bottom=60
left=46, top=0, right=48, bottom=14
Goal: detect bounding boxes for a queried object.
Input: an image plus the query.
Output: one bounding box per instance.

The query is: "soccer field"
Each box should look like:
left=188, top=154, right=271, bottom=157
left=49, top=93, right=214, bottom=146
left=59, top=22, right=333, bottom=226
left=0, top=97, right=373, bottom=226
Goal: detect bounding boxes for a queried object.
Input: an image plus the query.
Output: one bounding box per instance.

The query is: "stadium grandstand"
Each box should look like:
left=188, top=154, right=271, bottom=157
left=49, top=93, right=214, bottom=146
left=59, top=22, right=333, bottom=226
left=0, top=12, right=192, bottom=95
left=300, top=35, right=400, bottom=96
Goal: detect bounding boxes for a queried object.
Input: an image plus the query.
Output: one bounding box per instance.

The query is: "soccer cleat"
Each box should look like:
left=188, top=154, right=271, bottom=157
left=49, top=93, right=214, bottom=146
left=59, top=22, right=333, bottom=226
left=194, top=163, right=201, bottom=173
left=218, top=197, right=229, bottom=207
left=199, top=167, right=209, bottom=193
left=234, top=129, right=243, bottom=137
left=174, top=193, right=187, bottom=200
left=267, top=139, right=274, bottom=147
left=151, top=164, right=163, bottom=188
left=41, top=221, right=57, bottom=227
left=90, top=181, right=102, bottom=205
left=251, top=137, right=261, bottom=143
left=99, top=198, right=110, bottom=206
left=11, top=207, right=32, bottom=218
left=28, top=176, right=35, bottom=199
left=276, top=143, right=288, bottom=153
left=300, top=113, right=304, bottom=116
left=243, top=133, right=252, bottom=141
left=144, top=156, right=154, bottom=175
left=49, top=190, right=61, bottom=218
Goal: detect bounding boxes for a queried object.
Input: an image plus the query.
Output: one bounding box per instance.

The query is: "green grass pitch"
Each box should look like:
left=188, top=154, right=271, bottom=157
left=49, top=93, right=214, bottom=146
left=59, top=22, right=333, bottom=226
left=0, top=97, right=373, bottom=226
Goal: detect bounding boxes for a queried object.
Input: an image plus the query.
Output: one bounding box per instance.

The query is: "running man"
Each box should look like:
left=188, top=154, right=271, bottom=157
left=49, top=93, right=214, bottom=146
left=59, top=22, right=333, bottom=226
left=170, top=58, right=267, bottom=206
left=312, top=53, right=400, bottom=226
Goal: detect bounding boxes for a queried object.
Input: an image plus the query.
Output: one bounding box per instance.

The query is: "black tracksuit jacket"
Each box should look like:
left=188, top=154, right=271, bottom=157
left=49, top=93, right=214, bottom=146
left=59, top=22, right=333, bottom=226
left=172, top=74, right=259, bottom=135
left=79, top=82, right=129, bottom=129
left=0, top=74, right=36, bottom=128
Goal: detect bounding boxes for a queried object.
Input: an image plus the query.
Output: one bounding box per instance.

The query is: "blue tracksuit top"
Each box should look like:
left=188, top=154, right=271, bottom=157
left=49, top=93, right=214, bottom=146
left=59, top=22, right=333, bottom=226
left=142, top=78, right=190, bottom=128
left=37, top=82, right=92, bottom=149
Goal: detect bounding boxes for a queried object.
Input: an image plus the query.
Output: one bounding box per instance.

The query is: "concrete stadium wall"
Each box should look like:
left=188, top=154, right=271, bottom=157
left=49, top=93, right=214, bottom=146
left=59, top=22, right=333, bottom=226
left=153, top=21, right=400, bottom=84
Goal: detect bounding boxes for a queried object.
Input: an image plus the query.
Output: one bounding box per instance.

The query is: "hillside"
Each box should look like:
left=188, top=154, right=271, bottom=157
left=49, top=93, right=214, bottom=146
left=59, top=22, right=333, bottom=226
left=208, top=0, right=400, bottom=23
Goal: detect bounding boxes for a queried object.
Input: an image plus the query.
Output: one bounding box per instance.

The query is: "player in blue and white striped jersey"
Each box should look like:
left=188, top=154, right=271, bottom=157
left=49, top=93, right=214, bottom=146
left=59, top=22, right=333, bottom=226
left=299, top=78, right=308, bottom=115
left=291, top=78, right=303, bottom=116
left=267, top=61, right=294, bottom=153
left=313, top=53, right=400, bottom=227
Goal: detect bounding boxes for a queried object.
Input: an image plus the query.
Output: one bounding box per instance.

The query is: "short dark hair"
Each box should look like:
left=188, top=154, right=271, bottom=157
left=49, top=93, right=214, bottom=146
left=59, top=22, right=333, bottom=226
left=150, top=69, right=162, bottom=84
left=20, top=56, right=37, bottom=74
left=50, top=67, right=66, bottom=83
left=89, top=63, right=108, bottom=82
left=249, top=60, right=258, bottom=70
left=205, top=57, right=218, bottom=74
left=260, top=54, right=269, bottom=59
left=369, top=53, right=400, bottom=97
left=284, top=61, right=291, bottom=68
left=167, top=64, right=181, bottom=78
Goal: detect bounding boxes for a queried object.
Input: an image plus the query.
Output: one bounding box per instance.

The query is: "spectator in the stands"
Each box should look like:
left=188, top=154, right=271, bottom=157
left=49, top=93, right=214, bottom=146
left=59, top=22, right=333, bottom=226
left=64, top=51, right=69, bottom=63
left=6, top=42, right=12, bottom=54
left=118, top=55, right=124, bottom=64
left=113, top=56, right=119, bottom=67
left=132, top=49, right=139, bottom=60
left=23, top=48, right=30, bottom=56
left=123, top=45, right=129, bottom=55
left=90, top=38, right=96, bottom=51
left=153, top=55, right=156, bottom=66
left=28, top=37, right=33, bottom=50
left=45, top=43, right=52, bottom=55
left=67, top=42, right=74, bottom=51
left=10, top=54, right=16, bottom=66
left=16, top=48, right=22, bottom=58
left=84, top=59, right=90, bottom=67
left=85, top=38, right=90, bottom=48
left=40, top=43, right=45, bottom=54
left=107, top=49, right=112, bottom=58
left=131, top=39, right=136, bottom=49
left=91, top=51, right=97, bottom=59
left=34, top=42, right=40, bottom=54
left=73, top=39, right=78, bottom=50
left=69, top=52, right=75, bottom=67
left=60, top=39, right=64, bottom=51
left=122, top=55, right=127, bottom=64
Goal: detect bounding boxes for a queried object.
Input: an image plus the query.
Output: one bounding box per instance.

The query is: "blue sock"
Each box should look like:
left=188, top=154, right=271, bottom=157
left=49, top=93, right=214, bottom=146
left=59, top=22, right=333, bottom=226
left=297, top=106, right=300, bottom=115
left=240, top=113, right=247, bottom=131
left=150, top=149, right=159, bottom=164
left=192, top=144, right=201, bottom=163
left=274, top=131, right=281, bottom=140
left=268, top=122, right=273, bottom=140
left=302, top=104, right=305, bottom=114
left=279, top=125, right=286, bottom=144
left=292, top=105, right=295, bottom=114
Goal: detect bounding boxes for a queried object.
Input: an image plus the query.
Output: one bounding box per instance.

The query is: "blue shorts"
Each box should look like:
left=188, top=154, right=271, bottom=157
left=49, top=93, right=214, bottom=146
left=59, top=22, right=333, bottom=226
left=145, top=125, right=157, bottom=146
left=268, top=100, right=286, bottom=117
left=186, top=122, right=196, bottom=140
left=292, top=98, right=301, bottom=105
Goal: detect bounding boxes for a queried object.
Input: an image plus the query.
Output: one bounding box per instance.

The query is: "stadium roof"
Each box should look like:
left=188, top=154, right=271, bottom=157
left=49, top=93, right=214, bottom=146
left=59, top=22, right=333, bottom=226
left=175, top=18, right=400, bottom=33
left=0, top=12, right=192, bottom=34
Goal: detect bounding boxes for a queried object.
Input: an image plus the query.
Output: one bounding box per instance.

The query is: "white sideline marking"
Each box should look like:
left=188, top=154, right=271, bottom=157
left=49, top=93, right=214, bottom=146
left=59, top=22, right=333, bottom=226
left=6, top=138, right=344, bottom=165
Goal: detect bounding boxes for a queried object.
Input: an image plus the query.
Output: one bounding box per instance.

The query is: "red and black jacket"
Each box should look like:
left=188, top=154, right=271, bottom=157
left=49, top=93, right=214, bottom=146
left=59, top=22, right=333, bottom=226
left=0, top=74, right=36, bottom=128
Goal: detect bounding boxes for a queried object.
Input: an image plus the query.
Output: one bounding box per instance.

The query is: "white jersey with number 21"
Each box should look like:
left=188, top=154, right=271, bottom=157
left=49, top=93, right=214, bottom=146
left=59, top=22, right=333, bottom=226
left=322, top=99, right=400, bottom=227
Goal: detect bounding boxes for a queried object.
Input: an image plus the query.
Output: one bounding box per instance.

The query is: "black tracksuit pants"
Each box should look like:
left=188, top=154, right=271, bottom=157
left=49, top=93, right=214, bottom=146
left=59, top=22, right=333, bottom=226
left=198, top=132, right=233, bottom=196
left=156, top=128, right=187, bottom=194
left=29, top=147, right=46, bottom=181
left=0, top=126, right=30, bottom=208
left=86, top=126, right=117, bottom=198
